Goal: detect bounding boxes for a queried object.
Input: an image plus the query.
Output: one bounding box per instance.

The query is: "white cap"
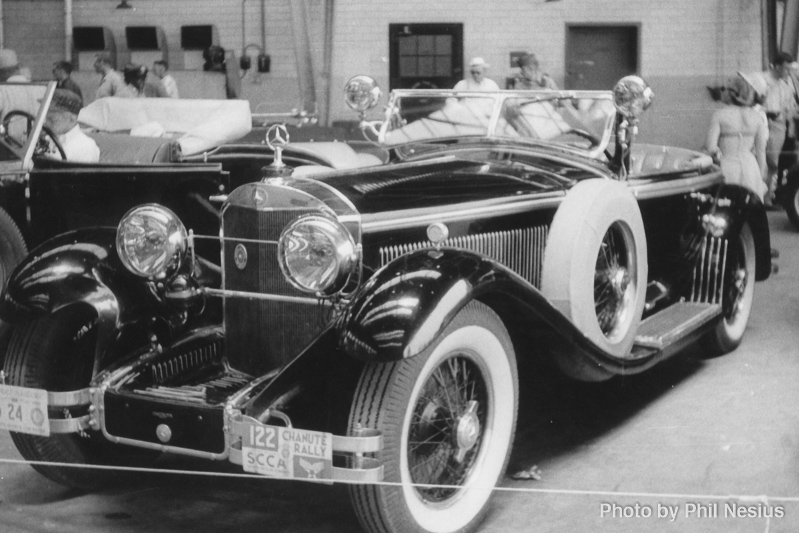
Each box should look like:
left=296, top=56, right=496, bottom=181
left=468, top=57, right=489, bottom=68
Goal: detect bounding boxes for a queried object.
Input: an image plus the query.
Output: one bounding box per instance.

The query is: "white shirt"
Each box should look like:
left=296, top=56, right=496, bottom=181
left=161, top=74, right=179, bottom=98
left=453, top=77, right=501, bottom=92
left=59, top=125, right=100, bottom=163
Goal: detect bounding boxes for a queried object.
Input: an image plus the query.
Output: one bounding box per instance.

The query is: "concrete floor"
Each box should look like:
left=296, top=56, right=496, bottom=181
left=0, top=210, right=798, bottom=533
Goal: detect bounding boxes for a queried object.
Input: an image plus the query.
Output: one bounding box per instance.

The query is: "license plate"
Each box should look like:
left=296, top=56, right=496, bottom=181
left=0, top=384, right=50, bottom=437
left=241, top=423, right=333, bottom=482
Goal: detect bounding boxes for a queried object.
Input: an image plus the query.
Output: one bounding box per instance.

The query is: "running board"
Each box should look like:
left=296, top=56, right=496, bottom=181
left=634, top=302, right=722, bottom=350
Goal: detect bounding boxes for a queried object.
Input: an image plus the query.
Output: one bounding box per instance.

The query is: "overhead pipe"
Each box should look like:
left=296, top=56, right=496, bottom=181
left=241, top=0, right=269, bottom=72
left=289, top=0, right=317, bottom=118
left=65, top=0, right=73, bottom=61
left=321, top=0, right=334, bottom=126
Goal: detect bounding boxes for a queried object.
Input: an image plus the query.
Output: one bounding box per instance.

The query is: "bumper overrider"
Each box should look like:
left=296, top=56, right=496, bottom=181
left=0, top=355, right=383, bottom=484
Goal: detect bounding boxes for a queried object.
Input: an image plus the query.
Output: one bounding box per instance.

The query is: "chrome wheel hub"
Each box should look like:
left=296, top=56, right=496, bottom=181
left=454, top=400, right=480, bottom=462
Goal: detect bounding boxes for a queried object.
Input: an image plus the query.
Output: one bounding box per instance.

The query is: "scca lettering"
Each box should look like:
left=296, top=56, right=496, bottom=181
left=246, top=450, right=287, bottom=470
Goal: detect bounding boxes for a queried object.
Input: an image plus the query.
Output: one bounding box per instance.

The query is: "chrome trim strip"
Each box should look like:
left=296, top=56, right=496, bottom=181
left=380, top=225, right=548, bottom=287
left=332, top=433, right=383, bottom=454
left=50, top=415, right=92, bottom=434
left=362, top=192, right=564, bottom=233
left=629, top=171, right=722, bottom=200
left=204, top=287, right=331, bottom=306
left=48, top=388, right=92, bottom=407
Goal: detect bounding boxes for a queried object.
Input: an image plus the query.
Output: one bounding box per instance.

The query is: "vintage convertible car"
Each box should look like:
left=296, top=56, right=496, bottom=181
left=0, top=76, right=770, bottom=533
left=0, top=82, right=382, bottom=293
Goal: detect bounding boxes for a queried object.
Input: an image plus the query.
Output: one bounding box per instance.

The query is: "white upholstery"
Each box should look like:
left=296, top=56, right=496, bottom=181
left=78, top=97, right=251, bottom=155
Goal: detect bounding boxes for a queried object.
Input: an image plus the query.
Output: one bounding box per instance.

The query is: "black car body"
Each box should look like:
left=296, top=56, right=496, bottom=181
left=0, top=77, right=771, bottom=533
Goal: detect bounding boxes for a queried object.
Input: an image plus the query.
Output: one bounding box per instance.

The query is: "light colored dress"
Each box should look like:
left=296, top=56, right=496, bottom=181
left=706, top=105, right=768, bottom=200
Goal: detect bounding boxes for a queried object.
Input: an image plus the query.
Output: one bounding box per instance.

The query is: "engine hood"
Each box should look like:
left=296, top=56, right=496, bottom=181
left=300, top=151, right=603, bottom=217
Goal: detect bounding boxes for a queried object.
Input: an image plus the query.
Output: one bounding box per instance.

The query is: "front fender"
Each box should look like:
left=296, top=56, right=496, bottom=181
left=0, top=228, right=170, bottom=367
left=338, top=248, right=617, bottom=373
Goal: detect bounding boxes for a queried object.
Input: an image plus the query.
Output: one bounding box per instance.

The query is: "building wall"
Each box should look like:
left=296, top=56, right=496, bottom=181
left=331, top=0, right=764, bottom=148
left=4, top=0, right=764, bottom=149
left=4, top=0, right=327, bottom=114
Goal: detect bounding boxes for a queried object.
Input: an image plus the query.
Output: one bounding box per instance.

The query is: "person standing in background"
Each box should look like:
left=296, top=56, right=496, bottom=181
left=763, top=52, right=798, bottom=207
left=511, top=53, right=558, bottom=90
left=153, top=60, right=178, bottom=98
left=454, top=57, right=500, bottom=91
left=94, top=52, right=125, bottom=99
left=53, top=61, right=83, bottom=105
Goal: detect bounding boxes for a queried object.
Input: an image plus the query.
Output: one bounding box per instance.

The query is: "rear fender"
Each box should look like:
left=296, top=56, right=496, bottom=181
left=707, top=184, right=771, bottom=281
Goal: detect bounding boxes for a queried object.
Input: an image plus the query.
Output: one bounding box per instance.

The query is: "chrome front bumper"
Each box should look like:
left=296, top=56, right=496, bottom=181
left=14, top=382, right=383, bottom=484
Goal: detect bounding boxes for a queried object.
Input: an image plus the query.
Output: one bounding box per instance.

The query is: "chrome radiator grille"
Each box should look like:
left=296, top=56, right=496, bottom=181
left=151, top=340, right=222, bottom=385
left=222, top=206, right=325, bottom=377
left=690, top=235, right=728, bottom=305
left=379, top=226, right=548, bottom=287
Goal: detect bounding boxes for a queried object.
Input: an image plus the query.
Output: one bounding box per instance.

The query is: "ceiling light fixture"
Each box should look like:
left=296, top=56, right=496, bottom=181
left=116, top=0, right=134, bottom=10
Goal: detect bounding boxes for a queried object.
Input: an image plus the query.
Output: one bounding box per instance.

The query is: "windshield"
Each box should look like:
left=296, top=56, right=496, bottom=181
left=0, top=83, right=50, bottom=163
left=380, top=90, right=616, bottom=159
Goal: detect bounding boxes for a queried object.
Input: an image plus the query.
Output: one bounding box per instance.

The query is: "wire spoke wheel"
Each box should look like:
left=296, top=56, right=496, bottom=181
left=408, top=354, right=488, bottom=502
left=594, top=221, right=634, bottom=340
left=348, top=302, right=517, bottom=533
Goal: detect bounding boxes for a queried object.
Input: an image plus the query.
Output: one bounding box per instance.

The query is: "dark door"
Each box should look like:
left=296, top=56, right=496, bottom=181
left=389, top=23, right=463, bottom=91
left=566, top=25, right=638, bottom=91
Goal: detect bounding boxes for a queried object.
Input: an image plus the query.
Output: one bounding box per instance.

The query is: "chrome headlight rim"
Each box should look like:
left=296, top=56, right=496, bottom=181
left=116, top=204, right=188, bottom=280
left=278, top=215, right=358, bottom=296
left=344, top=75, right=382, bottom=113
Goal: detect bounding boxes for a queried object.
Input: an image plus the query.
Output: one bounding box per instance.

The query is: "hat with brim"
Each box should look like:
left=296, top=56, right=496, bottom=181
left=737, top=71, right=768, bottom=99
left=469, top=57, right=489, bottom=69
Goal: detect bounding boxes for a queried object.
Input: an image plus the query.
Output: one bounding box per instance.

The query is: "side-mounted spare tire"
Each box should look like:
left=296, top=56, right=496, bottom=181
left=541, top=178, right=648, bottom=359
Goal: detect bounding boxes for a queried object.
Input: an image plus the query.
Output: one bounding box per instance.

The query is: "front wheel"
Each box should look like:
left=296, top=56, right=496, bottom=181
left=5, top=307, right=156, bottom=489
left=348, top=301, right=518, bottom=533
left=702, top=221, right=756, bottom=355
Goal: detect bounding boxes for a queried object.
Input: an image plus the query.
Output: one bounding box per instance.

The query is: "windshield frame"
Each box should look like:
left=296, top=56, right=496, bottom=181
left=377, top=89, right=616, bottom=160
left=0, top=82, right=56, bottom=171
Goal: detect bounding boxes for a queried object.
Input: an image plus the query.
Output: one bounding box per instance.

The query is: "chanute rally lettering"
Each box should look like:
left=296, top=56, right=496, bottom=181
left=242, top=424, right=333, bottom=480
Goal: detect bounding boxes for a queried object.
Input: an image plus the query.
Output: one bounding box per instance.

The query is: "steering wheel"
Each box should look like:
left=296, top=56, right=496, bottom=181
left=2, top=110, right=67, bottom=160
left=1, top=110, right=34, bottom=149
left=35, top=124, right=68, bottom=160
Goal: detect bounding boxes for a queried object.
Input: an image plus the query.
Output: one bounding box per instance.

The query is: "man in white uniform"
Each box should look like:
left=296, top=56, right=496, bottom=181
left=44, top=89, right=100, bottom=163
left=453, top=57, right=500, bottom=91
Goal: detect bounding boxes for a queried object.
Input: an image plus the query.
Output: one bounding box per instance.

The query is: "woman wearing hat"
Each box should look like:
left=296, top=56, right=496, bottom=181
left=705, top=75, right=768, bottom=200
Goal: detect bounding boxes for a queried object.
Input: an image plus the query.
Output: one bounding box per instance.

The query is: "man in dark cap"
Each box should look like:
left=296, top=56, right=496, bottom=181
left=44, top=88, right=99, bottom=163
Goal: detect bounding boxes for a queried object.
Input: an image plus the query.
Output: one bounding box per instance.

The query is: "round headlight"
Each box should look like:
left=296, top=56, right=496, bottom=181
left=116, top=204, right=187, bottom=279
left=344, top=75, right=382, bottom=112
left=278, top=215, right=357, bottom=295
